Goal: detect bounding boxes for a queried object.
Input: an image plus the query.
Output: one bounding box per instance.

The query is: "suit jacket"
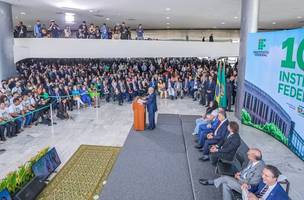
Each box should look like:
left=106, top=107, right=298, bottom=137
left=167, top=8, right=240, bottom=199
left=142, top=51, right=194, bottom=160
left=147, top=92, right=157, bottom=113
left=217, top=133, right=241, bottom=161
left=249, top=181, right=288, bottom=200
left=239, top=160, right=265, bottom=185
left=206, top=81, right=216, bottom=94
left=212, top=119, right=229, bottom=141
left=199, top=118, right=220, bottom=135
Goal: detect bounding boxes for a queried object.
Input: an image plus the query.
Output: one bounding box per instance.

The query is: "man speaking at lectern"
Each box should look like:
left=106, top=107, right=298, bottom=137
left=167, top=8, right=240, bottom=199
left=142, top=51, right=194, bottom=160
left=146, top=87, right=157, bottom=130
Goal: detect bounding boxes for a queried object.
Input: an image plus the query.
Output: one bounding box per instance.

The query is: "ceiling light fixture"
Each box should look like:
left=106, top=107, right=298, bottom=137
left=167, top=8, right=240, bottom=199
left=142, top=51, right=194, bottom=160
left=65, top=12, right=75, bottom=24
left=165, top=8, right=171, bottom=11
left=233, top=16, right=238, bottom=19
left=166, top=22, right=170, bottom=25
left=297, top=16, right=302, bottom=19
left=89, top=10, right=93, bottom=13
left=166, top=16, right=170, bottom=20
left=57, top=1, right=87, bottom=10
left=20, top=12, right=26, bottom=15
left=106, top=18, right=110, bottom=21
left=167, top=26, right=170, bottom=29
left=221, top=22, right=225, bottom=24
left=272, top=22, right=276, bottom=24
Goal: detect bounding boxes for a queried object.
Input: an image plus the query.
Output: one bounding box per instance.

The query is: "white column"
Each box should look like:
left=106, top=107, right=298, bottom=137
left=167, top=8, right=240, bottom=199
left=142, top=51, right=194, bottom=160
left=0, top=1, right=15, bottom=80
left=235, top=0, right=260, bottom=118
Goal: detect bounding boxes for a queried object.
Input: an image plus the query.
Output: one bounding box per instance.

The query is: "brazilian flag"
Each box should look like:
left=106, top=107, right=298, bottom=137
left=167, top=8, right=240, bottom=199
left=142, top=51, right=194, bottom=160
left=215, top=62, right=227, bottom=108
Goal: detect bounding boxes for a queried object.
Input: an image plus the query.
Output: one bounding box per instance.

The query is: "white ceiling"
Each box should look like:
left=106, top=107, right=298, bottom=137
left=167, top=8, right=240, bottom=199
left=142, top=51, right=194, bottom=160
left=2, top=0, right=304, bottom=30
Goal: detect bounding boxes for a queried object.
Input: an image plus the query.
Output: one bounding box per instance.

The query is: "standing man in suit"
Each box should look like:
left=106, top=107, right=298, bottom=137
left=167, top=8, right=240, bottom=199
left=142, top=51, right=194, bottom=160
left=200, top=148, right=265, bottom=200
left=206, top=75, right=216, bottom=106
left=146, top=87, right=157, bottom=130
left=242, top=165, right=288, bottom=200
left=199, top=110, right=229, bottom=161
left=226, top=75, right=235, bottom=112
left=208, top=121, right=241, bottom=166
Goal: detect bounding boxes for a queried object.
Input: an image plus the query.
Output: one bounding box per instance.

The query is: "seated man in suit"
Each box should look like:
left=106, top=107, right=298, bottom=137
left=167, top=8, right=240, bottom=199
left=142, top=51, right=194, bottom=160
left=192, top=104, right=219, bottom=136
left=207, top=121, right=241, bottom=166
left=195, top=112, right=220, bottom=149
left=199, top=110, right=229, bottom=161
left=242, top=165, right=288, bottom=200
left=200, top=148, right=265, bottom=200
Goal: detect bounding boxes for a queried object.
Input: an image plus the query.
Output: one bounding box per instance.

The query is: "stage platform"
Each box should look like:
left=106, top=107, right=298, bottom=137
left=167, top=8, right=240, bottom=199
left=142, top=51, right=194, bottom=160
left=99, top=114, right=222, bottom=200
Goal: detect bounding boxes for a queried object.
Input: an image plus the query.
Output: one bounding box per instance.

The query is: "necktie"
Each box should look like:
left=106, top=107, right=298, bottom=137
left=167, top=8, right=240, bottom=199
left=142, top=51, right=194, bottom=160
left=241, top=163, right=253, bottom=179
left=257, top=185, right=269, bottom=198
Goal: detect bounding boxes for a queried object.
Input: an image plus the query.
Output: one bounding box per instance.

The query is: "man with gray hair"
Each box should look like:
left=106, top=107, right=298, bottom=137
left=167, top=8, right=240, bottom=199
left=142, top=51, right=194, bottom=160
left=200, top=148, right=265, bottom=200
left=146, top=87, right=157, bottom=130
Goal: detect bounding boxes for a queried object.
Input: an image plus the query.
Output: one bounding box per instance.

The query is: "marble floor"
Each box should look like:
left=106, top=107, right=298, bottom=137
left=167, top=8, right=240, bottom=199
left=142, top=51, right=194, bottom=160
left=0, top=98, right=303, bottom=199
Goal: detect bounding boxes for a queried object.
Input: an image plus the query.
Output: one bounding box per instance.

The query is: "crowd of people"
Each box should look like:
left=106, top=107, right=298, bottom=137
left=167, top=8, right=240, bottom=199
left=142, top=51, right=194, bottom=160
left=14, top=20, right=145, bottom=40
left=192, top=102, right=289, bottom=199
left=13, top=20, right=218, bottom=41
left=0, top=57, right=237, bottom=143
left=0, top=56, right=290, bottom=199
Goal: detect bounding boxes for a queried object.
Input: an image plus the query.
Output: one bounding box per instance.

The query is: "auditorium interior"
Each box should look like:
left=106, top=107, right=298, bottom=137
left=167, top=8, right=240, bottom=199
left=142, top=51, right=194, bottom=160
left=0, top=0, right=303, bottom=200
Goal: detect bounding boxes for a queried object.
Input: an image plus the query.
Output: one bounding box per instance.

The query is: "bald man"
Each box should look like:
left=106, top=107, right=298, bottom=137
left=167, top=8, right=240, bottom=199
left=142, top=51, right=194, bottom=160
left=146, top=87, right=157, bottom=130
left=200, top=148, right=265, bottom=200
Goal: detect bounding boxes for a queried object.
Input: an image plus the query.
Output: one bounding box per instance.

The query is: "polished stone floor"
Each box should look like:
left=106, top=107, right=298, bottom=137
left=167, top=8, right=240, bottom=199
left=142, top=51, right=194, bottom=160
left=0, top=98, right=303, bottom=199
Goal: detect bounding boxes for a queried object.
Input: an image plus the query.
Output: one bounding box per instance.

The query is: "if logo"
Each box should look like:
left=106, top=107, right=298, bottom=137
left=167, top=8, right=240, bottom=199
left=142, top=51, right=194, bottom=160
left=258, top=39, right=266, bottom=50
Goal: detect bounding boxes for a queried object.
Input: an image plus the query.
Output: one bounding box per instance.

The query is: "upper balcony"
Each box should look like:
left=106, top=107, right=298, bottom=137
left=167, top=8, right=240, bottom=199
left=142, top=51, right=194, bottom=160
left=14, top=38, right=239, bottom=63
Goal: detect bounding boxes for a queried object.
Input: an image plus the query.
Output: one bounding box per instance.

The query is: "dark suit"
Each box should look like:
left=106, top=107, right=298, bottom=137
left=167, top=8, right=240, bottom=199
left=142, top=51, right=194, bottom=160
left=206, top=80, right=216, bottom=105
left=147, top=92, right=157, bottom=129
left=202, top=119, right=229, bottom=155
left=210, top=133, right=241, bottom=165
left=198, top=118, right=220, bottom=145
left=226, top=80, right=233, bottom=111
left=249, top=181, right=288, bottom=200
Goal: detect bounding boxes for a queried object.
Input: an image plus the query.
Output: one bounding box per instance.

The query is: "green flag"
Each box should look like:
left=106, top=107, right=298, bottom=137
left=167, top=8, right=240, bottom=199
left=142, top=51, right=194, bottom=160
left=215, top=62, right=221, bottom=103
left=219, top=64, right=227, bottom=108
left=215, top=62, right=227, bottom=108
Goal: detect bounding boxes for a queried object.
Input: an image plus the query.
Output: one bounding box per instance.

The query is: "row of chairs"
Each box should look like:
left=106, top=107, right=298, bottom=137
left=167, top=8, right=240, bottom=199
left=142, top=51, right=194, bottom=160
left=214, top=139, right=290, bottom=199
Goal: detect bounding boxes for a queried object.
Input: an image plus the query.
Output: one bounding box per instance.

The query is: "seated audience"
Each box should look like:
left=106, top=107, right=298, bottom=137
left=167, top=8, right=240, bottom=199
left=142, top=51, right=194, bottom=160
left=242, top=165, right=289, bottom=200
left=195, top=112, right=220, bottom=149
left=192, top=101, right=218, bottom=136
left=0, top=57, right=237, bottom=144
left=200, top=148, right=265, bottom=200
left=208, top=121, right=241, bottom=166
left=199, top=109, right=229, bottom=161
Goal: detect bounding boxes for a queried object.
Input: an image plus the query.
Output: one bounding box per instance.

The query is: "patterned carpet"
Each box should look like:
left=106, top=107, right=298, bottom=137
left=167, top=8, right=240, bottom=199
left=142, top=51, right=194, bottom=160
left=37, top=145, right=120, bottom=200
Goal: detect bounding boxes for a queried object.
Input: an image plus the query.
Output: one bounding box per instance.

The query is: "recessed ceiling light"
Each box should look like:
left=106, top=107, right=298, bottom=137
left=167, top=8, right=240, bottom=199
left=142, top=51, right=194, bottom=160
left=166, top=16, right=170, bottom=20
left=297, top=16, right=302, bottom=19
left=89, top=10, right=93, bottom=13
left=106, top=18, right=110, bottom=21
left=167, top=26, right=170, bottom=29
left=272, top=22, right=276, bottom=24
left=165, top=8, right=171, bottom=11
left=233, top=16, right=238, bottom=19
left=166, top=22, right=170, bottom=25
left=20, top=12, right=26, bottom=15
left=213, top=26, right=217, bottom=29
left=221, top=22, right=225, bottom=24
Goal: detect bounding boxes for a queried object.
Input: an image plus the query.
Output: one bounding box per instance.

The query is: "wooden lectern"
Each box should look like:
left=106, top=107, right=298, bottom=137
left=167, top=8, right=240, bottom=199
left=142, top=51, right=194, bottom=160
left=132, top=98, right=146, bottom=131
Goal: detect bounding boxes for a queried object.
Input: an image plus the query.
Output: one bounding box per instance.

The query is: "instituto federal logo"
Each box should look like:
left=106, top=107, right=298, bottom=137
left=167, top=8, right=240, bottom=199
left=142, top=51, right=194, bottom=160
left=253, top=38, right=269, bottom=57
left=258, top=39, right=266, bottom=50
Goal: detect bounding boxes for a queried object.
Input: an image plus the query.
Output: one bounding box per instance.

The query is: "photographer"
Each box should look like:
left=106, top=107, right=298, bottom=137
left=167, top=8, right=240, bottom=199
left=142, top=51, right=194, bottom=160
left=48, top=20, right=60, bottom=38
